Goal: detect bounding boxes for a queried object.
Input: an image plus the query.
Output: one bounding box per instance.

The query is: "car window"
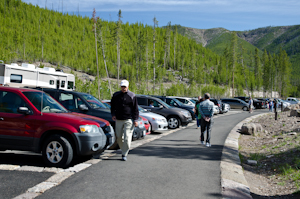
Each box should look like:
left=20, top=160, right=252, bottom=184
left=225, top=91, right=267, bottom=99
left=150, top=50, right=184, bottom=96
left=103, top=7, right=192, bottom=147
left=81, top=93, right=107, bottom=109
left=137, top=97, right=147, bottom=105
left=23, top=91, right=67, bottom=113
left=0, top=91, right=29, bottom=114
left=149, top=99, right=161, bottom=107
left=58, top=93, right=81, bottom=111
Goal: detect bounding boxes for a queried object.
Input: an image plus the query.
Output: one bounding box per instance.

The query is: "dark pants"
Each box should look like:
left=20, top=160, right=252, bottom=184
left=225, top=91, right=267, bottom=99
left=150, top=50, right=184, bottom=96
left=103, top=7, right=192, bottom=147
left=196, top=116, right=201, bottom=127
left=200, top=117, right=213, bottom=143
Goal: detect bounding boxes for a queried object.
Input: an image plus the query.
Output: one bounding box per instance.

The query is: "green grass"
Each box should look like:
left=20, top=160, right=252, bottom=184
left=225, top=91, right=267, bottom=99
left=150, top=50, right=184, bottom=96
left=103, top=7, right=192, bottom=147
left=249, top=153, right=266, bottom=161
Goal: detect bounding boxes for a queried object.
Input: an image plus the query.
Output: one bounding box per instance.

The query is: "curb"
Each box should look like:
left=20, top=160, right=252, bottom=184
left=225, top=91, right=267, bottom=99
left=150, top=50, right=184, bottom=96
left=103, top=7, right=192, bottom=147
left=221, top=112, right=270, bottom=199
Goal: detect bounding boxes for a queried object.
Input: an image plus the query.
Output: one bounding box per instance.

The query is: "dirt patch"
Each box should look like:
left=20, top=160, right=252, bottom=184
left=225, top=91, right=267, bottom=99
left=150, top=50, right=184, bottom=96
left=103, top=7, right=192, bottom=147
left=239, top=111, right=300, bottom=199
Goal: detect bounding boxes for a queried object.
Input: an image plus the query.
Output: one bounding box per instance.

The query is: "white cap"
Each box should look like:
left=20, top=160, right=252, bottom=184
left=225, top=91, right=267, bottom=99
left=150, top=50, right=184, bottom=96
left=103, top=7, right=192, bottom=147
left=120, top=80, right=129, bottom=87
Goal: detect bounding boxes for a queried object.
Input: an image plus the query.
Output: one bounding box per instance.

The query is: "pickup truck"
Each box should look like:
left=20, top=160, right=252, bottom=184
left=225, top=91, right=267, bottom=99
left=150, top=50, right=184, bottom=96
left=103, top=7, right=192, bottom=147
left=0, top=87, right=115, bottom=168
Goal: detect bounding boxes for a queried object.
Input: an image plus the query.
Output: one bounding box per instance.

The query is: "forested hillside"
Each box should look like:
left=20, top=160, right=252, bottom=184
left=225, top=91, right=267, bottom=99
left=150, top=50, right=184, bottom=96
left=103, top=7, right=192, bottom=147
left=0, top=0, right=294, bottom=99
left=176, top=25, right=300, bottom=97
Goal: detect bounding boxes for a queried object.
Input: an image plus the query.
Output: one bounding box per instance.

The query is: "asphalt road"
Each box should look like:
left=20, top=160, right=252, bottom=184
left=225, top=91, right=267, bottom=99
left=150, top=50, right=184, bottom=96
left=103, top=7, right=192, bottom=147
left=0, top=109, right=268, bottom=199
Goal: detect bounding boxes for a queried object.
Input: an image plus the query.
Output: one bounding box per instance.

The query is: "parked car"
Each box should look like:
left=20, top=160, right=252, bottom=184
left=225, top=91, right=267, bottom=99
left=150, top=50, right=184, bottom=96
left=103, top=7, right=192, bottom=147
left=152, top=95, right=196, bottom=120
left=0, top=87, right=115, bottom=168
left=276, top=98, right=290, bottom=109
left=140, top=116, right=151, bottom=135
left=210, top=98, right=227, bottom=114
left=38, top=88, right=146, bottom=148
left=138, top=106, right=168, bottom=132
left=220, top=98, right=249, bottom=111
left=172, top=96, right=195, bottom=106
left=213, top=105, right=220, bottom=115
left=132, top=116, right=147, bottom=140
left=223, top=103, right=231, bottom=113
left=136, top=95, right=192, bottom=129
left=286, top=97, right=300, bottom=104
left=234, top=96, right=265, bottom=109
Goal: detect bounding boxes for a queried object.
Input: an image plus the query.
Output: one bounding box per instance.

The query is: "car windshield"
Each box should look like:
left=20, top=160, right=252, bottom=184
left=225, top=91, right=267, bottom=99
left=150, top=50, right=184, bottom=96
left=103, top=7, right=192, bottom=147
left=81, top=93, right=107, bottom=109
left=190, top=99, right=196, bottom=103
left=156, top=98, right=171, bottom=108
left=138, top=106, right=147, bottom=112
left=172, top=98, right=184, bottom=106
left=23, top=91, right=68, bottom=113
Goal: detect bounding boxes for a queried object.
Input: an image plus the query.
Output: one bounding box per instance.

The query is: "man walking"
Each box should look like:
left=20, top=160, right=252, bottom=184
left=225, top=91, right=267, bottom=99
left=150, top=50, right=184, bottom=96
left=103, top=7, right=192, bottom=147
left=111, top=80, right=139, bottom=161
left=198, top=93, right=214, bottom=147
left=249, top=97, right=253, bottom=113
left=194, top=96, right=202, bottom=129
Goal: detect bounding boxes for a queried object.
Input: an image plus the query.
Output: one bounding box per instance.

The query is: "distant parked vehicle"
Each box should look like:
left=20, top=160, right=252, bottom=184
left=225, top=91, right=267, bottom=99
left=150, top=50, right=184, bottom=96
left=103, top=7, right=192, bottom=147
left=220, top=98, right=249, bottom=111
left=235, top=96, right=265, bottom=109
left=151, top=95, right=196, bottom=120
left=286, top=97, right=300, bottom=104
left=210, top=98, right=227, bottom=114
left=138, top=106, right=168, bottom=132
left=172, top=96, right=195, bottom=106
left=136, top=95, right=192, bottom=129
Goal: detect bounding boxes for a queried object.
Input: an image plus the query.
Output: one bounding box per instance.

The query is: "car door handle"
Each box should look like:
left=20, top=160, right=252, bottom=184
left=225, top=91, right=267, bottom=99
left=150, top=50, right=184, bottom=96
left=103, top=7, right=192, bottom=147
left=0, top=117, right=4, bottom=121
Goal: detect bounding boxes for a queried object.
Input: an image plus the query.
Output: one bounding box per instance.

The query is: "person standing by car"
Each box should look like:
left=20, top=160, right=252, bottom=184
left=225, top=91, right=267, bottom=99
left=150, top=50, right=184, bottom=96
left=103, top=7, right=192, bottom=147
left=269, top=100, right=274, bottom=112
left=198, top=93, right=215, bottom=147
left=111, top=80, right=139, bottom=161
left=249, top=97, right=253, bottom=113
left=194, top=96, right=202, bottom=129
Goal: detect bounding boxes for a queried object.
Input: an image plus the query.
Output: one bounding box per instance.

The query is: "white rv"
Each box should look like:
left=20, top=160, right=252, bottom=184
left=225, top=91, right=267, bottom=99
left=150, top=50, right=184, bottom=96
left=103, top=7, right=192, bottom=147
left=0, top=62, right=75, bottom=91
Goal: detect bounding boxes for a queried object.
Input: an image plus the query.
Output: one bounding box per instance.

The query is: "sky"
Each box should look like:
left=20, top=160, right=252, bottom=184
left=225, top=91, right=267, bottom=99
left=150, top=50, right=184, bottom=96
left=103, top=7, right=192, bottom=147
left=22, top=0, right=300, bottom=31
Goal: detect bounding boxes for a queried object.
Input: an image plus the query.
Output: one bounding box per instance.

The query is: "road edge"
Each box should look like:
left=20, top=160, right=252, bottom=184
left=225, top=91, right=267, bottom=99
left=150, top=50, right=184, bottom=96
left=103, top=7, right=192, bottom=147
left=221, top=112, right=270, bottom=199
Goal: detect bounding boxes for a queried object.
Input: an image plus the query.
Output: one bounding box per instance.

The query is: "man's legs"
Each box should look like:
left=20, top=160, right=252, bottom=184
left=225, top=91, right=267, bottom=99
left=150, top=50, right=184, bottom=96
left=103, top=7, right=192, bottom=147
left=205, top=119, right=212, bottom=144
left=115, top=119, right=134, bottom=157
left=200, top=118, right=206, bottom=143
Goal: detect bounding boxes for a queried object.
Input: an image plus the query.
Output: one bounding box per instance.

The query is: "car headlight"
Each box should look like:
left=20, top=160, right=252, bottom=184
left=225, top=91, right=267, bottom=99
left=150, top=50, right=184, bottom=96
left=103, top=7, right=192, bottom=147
left=181, top=110, right=190, bottom=117
left=152, top=117, right=163, bottom=122
left=80, top=125, right=101, bottom=134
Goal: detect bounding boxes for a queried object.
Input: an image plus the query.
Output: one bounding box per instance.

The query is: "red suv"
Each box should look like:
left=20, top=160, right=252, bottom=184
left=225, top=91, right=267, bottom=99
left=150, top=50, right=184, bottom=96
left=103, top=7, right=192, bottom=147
left=0, top=87, right=115, bottom=168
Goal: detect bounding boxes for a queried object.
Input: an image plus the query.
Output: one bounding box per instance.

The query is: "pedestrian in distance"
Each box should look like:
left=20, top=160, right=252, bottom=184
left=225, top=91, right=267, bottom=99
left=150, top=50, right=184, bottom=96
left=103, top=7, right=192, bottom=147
left=111, top=80, right=139, bottom=161
left=198, top=93, right=215, bottom=147
left=249, top=97, right=254, bottom=113
left=194, top=96, right=202, bottom=129
left=269, top=99, right=274, bottom=112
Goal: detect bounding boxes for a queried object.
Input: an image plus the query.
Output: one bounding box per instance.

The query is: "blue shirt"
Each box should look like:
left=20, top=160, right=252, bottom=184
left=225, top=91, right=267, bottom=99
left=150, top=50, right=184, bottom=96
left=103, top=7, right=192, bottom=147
left=199, top=99, right=214, bottom=118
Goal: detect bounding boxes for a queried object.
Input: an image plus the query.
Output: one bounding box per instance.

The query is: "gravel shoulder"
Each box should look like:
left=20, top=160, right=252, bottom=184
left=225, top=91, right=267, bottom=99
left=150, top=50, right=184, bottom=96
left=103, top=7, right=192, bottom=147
left=239, top=111, right=300, bottom=199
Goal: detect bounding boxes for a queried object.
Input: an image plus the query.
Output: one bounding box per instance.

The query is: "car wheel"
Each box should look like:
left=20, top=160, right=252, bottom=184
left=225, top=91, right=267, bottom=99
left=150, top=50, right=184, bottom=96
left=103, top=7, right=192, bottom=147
left=132, top=128, right=139, bottom=141
left=42, top=135, right=73, bottom=168
left=242, top=106, right=248, bottom=111
left=167, top=116, right=180, bottom=129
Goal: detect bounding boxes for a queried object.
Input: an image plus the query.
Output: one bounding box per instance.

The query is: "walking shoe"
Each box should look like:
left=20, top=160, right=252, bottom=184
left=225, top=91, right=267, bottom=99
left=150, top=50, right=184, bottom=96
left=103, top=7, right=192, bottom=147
left=122, top=155, right=127, bottom=161
left=206, top=142, right=211, bottom=147
left=200, top=141, right=205, bottom=145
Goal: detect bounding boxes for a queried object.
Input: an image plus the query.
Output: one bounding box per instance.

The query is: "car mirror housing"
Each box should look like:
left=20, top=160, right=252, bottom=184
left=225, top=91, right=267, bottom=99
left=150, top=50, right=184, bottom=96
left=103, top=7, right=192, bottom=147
left=159, top=105, right=163, bottom=109
left=17, top=107, right=32, bottom=115
left=79, top=104, right=89, bottom=111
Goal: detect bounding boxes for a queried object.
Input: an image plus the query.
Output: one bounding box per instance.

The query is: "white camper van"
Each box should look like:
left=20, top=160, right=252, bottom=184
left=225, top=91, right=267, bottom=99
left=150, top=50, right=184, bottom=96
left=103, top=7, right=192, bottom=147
left=0, top=62, right=75, bottom=91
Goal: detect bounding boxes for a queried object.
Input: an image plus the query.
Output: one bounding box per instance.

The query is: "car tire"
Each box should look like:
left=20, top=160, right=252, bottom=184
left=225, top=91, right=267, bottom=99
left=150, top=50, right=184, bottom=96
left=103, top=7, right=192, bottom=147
left=132, top=128, right=139, bottom=141
left=42, top=135, right=73, bottom=168
left=167, top=116, right=180, bottom=129
left=242, top=106, right=248, bottom=111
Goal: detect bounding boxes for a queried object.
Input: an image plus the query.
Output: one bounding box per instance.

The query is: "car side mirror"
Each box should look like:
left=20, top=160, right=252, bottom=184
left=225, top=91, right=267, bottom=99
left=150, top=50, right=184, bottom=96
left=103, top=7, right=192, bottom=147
left=17, top=107, right=32, bottom=115
left=159, top=105, right=163, bottom=109
left=79, top=104, right=88, bottom=111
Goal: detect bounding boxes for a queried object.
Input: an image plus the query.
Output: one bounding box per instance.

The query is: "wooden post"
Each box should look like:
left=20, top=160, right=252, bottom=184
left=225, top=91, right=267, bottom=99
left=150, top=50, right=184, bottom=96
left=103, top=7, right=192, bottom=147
left=274, top=101, right=277, bottom=120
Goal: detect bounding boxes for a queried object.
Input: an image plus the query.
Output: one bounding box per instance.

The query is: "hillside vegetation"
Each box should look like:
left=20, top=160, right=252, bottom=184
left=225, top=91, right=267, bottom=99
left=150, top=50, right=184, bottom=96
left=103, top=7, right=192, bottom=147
left=176, top=25, right=300, bottom=97
left=0, top=0, right=294, bottom=99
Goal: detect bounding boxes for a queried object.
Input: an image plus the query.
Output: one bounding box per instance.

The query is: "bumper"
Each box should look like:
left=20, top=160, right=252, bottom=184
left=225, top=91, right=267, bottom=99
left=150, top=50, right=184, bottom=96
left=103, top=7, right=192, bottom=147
left=73, top=130, right=107, bottom=156
left=181, top=116, right=192, bottom=126
left=150, top=120, right=168, bottom=131
left=102, top=125, right=116, bottom=149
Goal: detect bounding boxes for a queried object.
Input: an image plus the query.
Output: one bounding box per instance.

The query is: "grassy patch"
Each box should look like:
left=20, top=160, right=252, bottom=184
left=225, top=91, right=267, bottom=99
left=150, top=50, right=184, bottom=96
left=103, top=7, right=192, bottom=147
left=249, top=153, right=266, bottom=161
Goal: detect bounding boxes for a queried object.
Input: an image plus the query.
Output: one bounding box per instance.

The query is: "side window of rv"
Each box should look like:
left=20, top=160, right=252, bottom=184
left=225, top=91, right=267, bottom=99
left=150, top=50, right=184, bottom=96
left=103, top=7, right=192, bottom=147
left=61, top=81, right=65, bottom=88
left=10, top=74, right=22, bottom=83
left=49, top=80, right=54, bottom=85
left=68, top=81, right=74, bottom=90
